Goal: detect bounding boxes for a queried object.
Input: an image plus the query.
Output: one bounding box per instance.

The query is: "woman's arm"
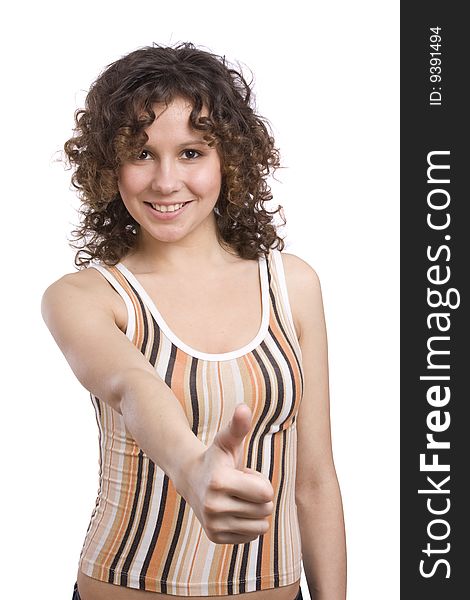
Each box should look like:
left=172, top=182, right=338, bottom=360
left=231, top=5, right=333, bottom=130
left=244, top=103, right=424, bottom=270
left=41, top=272, right=205, bottom=485
left=284, top=255, right=347, bottom=600
left=41, top=271, right=273, bottom=544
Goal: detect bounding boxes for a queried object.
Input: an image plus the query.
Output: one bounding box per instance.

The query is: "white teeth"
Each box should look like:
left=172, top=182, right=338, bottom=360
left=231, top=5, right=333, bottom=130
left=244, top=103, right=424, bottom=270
left=151, top=202, right=186, bottom=213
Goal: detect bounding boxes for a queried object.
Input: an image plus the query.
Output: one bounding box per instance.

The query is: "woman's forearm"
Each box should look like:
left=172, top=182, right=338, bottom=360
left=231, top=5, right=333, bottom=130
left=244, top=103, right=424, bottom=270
left=296, top=477, right=347, bottom=600
left=118, top=368, right=206, bottom=496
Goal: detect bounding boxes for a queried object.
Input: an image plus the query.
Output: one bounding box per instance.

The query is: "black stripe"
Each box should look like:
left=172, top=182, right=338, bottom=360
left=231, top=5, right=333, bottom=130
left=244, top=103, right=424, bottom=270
left=269, top=272, right=304, bottom=399
left=246, top=347, right=272, bottom=471
left=165, top=343, right=178, bottom=385
left=240, top=344, right=284, bottom=588
left=148, top=313, right=160, bottom=366
left=269, top=326, right=299, bottom=426
left=269, top=252, right=303, bottom=374
left=124, top=279, right=150, bottom=353
left=120, top=459, right=155, bottom=578
left=254, top=343, right=287, bottom=589
left=239, top=542, right=251, bottom=593
left=139, top=473, right=169, bottom=587
left=227, top=543, right=239, bottom=594
left=93, top=393, right=102, bottom=420
left=160, top=496, right=188, bottom=593
left=268, top=427, right=276, bottom=488
left=272, top=428, right=287, bottom=587
left=253, top=343, right=285, bottom=472
left=108, top=449, right=145, bottom=584
left=111, top=267, right=160, bottom=367
left=189, top=357, right=200, bottom=435
left=255, top=534, right=264, bottom=591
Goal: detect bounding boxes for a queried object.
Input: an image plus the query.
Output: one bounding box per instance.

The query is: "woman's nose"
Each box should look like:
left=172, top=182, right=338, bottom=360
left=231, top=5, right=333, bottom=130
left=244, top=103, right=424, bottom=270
left=150, top=159, right=183, bottom=195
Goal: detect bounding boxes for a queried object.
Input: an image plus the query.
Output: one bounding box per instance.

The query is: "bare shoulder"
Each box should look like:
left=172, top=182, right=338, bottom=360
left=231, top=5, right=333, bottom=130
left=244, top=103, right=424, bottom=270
left=279, top=252, right=323, bottom=341
left=41, top=266, right=127, bottom=331
left=43, top=267, right=107, bottom=301
left=279, top=252, right=320, bottom=285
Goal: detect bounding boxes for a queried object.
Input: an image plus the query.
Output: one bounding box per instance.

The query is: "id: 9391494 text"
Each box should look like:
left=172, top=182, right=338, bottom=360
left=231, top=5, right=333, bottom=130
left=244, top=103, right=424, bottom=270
left=429, top=26, right=443, bottom=107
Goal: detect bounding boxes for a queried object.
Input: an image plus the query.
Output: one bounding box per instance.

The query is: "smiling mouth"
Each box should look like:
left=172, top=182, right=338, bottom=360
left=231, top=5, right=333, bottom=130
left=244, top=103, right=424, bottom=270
left=144, top=201, right=192, bottom=213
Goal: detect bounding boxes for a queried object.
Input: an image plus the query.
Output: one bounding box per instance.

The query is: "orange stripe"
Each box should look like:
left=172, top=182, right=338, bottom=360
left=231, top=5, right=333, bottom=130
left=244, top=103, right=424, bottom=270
left=186, top=526, right=203, bottom=594
left=145, top=475, right=180, bottom=582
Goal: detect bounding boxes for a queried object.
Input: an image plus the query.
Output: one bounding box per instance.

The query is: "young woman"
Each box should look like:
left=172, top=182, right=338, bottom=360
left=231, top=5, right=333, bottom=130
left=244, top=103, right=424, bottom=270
left=41, top=43, right=346, bottom=600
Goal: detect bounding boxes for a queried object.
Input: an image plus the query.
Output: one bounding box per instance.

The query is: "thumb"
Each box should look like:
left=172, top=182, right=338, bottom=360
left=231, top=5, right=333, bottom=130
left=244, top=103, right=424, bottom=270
left=214, top=404, right=252, bottom=467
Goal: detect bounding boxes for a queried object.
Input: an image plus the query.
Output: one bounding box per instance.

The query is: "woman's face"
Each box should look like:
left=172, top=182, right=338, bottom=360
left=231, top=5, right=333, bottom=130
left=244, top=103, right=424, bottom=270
left=117, top=96, right=222, bottom=248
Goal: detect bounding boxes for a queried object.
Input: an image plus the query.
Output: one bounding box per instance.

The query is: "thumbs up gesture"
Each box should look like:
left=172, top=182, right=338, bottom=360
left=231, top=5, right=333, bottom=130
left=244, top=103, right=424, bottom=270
left=181, top=404, right=274, bottom=544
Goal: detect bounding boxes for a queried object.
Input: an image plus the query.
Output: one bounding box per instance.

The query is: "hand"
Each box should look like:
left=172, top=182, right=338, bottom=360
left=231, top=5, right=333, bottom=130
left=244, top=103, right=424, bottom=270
left=180, top=403, right=274, bottom=544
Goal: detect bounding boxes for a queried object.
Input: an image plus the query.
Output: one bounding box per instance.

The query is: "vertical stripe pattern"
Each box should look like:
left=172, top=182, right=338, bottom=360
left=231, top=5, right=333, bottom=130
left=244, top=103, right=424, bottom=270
left=78, top=249, right=304, bottom=596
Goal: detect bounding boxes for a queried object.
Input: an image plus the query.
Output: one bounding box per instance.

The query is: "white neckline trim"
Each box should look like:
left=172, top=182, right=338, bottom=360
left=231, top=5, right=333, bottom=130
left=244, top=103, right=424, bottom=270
left=114, top=255, right=270, bottom=361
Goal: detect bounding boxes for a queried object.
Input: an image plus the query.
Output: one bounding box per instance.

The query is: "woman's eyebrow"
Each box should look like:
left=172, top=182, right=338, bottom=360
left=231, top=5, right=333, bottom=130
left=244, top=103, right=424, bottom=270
left=176, top=139, right=209, bottom=148
left=142, top=138, right=211, bottom=151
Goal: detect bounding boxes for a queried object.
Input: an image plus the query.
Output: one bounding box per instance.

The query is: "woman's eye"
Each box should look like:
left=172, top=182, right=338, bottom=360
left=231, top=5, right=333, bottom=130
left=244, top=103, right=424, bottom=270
left=182, top=149, right=201, bottom=160
left=136, top=150, right=151, bottom=160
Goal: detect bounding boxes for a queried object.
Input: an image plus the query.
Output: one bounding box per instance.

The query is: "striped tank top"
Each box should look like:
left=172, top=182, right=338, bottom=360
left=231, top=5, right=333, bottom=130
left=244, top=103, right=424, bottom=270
left=79, top=248, right=304, bottom=596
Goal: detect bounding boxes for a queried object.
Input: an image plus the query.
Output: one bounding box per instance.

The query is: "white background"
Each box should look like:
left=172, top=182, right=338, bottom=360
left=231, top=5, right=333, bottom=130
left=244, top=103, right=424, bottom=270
left=1, top=1, right=399, bottom=598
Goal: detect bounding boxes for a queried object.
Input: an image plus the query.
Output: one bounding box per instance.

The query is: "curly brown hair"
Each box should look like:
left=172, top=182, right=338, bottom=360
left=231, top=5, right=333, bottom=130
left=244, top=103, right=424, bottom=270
left=63, top=42, right=286, bottom=268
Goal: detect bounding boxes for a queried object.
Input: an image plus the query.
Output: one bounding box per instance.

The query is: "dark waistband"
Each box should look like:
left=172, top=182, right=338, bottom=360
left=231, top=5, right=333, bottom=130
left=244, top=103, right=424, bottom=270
left=72, top=582, right=80, bottom=600
left=72, top=582, right=303, bottom=600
